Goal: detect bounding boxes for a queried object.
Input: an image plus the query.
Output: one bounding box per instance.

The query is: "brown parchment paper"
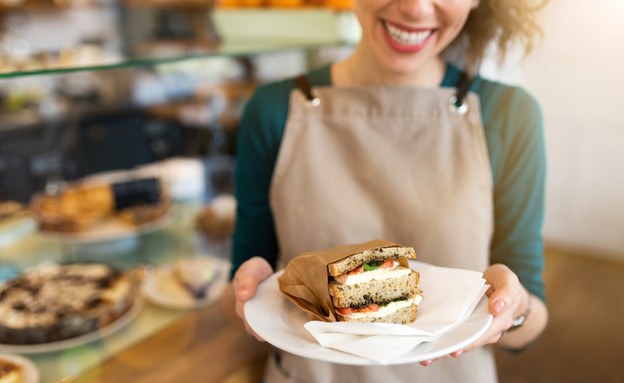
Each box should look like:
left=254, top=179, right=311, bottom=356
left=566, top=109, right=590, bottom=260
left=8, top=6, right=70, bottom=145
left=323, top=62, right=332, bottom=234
left=277, top=239, right=411, bottom=322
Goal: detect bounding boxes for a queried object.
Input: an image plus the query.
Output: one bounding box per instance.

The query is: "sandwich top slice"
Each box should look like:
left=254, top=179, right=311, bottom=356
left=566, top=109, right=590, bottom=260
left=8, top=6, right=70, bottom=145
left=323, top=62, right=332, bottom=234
left=327, top=246, right=417, bottom=277
left=327, top=245, right=423, bottom=324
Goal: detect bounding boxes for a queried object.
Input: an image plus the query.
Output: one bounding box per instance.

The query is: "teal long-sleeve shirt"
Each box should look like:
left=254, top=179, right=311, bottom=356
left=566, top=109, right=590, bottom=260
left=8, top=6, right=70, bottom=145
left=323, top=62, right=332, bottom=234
left=232, top=63, right=546, bottom=302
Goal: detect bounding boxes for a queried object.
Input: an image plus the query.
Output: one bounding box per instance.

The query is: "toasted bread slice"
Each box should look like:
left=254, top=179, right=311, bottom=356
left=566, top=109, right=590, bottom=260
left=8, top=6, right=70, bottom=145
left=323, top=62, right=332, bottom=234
left=327, top=246, right=416, bottom=277
left=336, top=303, right=418, bottom=324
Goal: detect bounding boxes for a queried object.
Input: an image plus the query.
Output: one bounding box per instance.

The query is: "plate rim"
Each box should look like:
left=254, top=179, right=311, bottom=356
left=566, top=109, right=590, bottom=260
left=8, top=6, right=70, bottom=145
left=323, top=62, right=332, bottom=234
left=245, top=267, right=493, bottom=366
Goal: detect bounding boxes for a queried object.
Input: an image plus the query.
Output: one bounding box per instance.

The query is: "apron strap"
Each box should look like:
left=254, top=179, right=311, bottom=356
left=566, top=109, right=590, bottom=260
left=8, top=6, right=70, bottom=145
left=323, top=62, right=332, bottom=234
left=294, top=72, right=476, bottom=113
left=294, top=75, right=321, bottom=107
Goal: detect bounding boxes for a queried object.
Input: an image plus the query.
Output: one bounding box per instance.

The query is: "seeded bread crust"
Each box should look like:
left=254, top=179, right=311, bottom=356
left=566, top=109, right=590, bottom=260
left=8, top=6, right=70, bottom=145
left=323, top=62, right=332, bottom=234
left=329, top=269, right=421, bottom=308
left=327, top=246, right=417, bottom=277
left=336, top=303, right=418, bottom=324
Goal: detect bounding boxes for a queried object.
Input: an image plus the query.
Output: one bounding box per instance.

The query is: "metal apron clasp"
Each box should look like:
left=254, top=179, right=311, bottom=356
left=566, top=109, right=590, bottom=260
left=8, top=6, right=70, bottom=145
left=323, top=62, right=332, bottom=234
left=449, top=95, right=469, bottom=115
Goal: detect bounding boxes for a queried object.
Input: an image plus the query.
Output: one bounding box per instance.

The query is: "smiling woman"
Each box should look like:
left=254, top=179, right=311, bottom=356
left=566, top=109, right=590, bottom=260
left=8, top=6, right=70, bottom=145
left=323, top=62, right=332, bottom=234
left=225, top=0, right=551, bottom=382
left=335, top=0, right=548, bottom=86
left=334, top=0, right=475, bottom=85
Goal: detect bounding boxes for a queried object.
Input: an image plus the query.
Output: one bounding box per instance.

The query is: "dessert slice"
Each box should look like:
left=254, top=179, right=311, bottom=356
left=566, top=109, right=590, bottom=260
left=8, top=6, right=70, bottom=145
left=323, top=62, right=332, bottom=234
left=0, top=359, right=23, bottom=383
left=172, top=258, right=217, bottom=300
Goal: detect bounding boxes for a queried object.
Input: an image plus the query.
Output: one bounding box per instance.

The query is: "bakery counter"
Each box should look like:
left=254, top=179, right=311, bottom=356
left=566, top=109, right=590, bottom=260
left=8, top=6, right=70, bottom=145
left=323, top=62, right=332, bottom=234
left=24, top=301, right=190, bottom=382
left=72, top=301, right=269, bottom=383
left=0, top=202, right=258, bottom=382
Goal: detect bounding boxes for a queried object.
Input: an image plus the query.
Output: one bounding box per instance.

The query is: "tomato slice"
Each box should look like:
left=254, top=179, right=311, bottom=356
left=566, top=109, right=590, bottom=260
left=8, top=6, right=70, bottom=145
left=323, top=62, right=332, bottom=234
left=336, top=307, right=354, bottom=316
left=347, top=266, right=364, bottom=275
left=334, top=265, right=363, bottom=283
left=334, top=261, right=395, bottom=283
left=337, top=303, right=380, bottom=316
left=362, top=304, right=380, bottom=312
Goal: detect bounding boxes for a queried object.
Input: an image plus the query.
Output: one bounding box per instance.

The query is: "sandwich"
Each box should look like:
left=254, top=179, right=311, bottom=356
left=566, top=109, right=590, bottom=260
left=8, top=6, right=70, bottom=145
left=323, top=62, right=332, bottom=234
left=327, top=246, right=423, bottom=324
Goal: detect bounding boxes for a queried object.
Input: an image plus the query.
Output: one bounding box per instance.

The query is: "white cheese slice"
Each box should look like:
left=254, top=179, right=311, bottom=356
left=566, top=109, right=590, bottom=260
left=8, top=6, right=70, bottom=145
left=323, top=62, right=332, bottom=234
left=341, top=261, right=411, bottom=285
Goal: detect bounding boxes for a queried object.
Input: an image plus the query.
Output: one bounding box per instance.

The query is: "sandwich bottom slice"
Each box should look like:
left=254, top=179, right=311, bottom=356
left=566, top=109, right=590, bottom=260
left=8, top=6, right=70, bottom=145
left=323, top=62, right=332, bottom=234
left=334, top=295, right=422, bottom=324
left=330, top=268, right=423, bottom=324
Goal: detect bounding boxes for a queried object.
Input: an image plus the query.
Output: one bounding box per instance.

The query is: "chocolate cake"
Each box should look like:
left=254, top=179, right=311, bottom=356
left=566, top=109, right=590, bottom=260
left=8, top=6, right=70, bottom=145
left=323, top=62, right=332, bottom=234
left=0, top=263, right=139, bottom=345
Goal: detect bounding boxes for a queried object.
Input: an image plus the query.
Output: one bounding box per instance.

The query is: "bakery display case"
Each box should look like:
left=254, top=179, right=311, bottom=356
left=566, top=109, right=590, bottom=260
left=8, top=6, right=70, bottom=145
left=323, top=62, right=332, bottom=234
left=0, top=3, right=359, bottom=78
left=0, top=4, right=358, bottom=382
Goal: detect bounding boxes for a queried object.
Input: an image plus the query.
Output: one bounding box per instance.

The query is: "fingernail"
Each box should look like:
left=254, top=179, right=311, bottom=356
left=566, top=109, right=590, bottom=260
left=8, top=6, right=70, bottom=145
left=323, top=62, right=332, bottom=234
left=421, top=359, right=434, bottom=366
left=493, top=299, right=505, bottom=314
left=451, top=350, right=464, bottom=358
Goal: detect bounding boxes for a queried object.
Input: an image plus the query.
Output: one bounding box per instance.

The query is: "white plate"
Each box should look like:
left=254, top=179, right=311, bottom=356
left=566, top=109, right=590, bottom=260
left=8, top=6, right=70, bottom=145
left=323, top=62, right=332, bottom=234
left=39, top=206, right=176, bottom=244
left=0, top=298, right=143, bottom=354
left=0, top=353, right=40, bottom=383
left=245, top=270, right=492, bottom=366
left=142, top=258, right=230, bottom=310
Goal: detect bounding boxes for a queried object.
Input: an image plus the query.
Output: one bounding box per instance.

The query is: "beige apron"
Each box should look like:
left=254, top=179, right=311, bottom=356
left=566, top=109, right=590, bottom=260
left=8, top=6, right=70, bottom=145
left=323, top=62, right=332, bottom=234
left=266, top=79, right=497, bottom=383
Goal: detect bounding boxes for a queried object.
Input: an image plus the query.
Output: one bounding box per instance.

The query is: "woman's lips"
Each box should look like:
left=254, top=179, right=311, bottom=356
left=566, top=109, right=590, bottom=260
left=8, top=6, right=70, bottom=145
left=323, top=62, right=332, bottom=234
left=382, top=20, right=434, bottom=53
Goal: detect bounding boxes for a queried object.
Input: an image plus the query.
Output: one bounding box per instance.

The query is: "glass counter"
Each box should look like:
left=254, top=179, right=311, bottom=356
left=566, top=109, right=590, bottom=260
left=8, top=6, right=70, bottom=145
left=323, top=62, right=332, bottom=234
left=0, top=201, right=226, bottom=382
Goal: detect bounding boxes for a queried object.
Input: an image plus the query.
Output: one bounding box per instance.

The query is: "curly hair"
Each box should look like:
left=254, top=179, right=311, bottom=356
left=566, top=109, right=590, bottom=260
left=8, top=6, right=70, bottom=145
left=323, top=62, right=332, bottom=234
left=446, top=0, right=549, bottom=73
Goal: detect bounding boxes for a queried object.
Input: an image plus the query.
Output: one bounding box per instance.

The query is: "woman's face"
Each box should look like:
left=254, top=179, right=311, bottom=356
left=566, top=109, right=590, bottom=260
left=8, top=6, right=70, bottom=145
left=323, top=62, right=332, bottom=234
left=353, top=0, right=474, bottom=77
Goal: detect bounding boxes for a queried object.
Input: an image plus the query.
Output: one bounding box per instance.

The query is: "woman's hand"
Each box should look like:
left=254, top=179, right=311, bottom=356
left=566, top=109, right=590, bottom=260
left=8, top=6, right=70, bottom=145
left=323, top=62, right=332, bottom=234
left=223, top=257, right=274, bottom=341
left=420, top=263, right=540, bottom=366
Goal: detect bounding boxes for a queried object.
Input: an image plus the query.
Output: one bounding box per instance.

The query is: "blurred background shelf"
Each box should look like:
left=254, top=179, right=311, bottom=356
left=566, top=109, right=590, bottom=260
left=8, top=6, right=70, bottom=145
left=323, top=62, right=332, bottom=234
left=0, top=8, right=360, bottom=78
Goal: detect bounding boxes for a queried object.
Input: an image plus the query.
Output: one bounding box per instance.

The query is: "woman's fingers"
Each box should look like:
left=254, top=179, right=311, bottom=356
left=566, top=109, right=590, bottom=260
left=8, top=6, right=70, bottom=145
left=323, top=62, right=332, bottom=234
left=419, top=359, right=436, bottom=366
left=231, top=257, right=273, bottom=342
left=445, top=264, right=526, bottom=356
left=483, top=264, right=521, bottom=318
left=233, top=257, right=273, bottom=302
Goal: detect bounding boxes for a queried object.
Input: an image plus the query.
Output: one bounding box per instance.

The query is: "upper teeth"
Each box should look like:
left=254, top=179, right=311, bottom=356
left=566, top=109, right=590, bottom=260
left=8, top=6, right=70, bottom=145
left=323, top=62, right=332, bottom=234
left=384, top=22, right=432, bottom=46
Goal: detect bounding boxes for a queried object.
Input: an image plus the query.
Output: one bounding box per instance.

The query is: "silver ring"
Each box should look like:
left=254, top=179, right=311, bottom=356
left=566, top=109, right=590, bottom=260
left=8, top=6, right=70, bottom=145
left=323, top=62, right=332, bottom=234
left=449, top=95, right=468, bottom=115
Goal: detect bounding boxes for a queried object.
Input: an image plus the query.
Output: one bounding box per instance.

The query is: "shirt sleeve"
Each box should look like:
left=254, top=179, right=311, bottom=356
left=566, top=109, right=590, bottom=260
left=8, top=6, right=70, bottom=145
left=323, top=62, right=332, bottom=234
left=488, top=86, right=547, bottom=302
left=230, top=82, right=291, bottom=279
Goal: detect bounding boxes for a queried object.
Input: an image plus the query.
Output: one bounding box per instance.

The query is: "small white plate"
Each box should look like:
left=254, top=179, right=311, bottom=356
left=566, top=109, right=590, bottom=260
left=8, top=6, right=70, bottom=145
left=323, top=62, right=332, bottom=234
left=0, top=299, right=143, bottom=354
left=142, top=258, right=230, bottom=310
left=0, top=353, right=40, bottom=383
left=245, top=264, right=492, bottom=365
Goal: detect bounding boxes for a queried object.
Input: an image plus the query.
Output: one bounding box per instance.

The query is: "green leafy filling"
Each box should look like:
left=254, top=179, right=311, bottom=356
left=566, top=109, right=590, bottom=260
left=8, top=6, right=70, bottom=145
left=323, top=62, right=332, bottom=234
left=381, top=298, right=408, bottom=307
left=362, top=261, right=385, bottom=271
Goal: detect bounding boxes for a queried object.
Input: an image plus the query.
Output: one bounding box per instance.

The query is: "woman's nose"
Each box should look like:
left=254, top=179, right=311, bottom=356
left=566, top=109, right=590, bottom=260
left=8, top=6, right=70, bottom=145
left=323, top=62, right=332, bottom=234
left=398, top=0, right=435, bottom=19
